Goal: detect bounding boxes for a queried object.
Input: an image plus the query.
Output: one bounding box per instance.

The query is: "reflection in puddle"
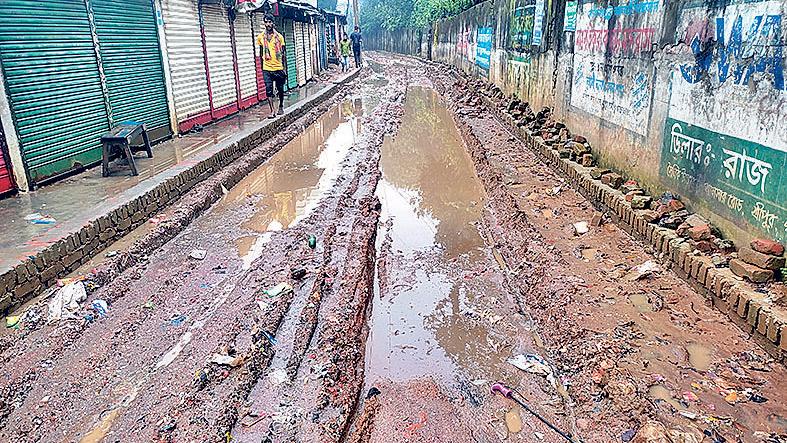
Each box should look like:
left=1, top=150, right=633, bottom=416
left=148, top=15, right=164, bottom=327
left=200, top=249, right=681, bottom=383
left=685, top=342, right=712, bottom=372
left=366, top=86, right=503, bottom=384
left=217, top=102, right=363, bottom=256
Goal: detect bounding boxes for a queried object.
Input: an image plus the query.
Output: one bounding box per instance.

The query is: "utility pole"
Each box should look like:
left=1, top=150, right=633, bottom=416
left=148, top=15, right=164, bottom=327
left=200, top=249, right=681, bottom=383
left=353, top=0, right=359, bottom=27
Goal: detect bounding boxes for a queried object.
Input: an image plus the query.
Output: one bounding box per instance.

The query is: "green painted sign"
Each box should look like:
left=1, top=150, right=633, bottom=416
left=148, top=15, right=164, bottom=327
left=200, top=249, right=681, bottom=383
left=564, top=1, right=577, bottom=32
left=661, top=117, right=787, bottom=243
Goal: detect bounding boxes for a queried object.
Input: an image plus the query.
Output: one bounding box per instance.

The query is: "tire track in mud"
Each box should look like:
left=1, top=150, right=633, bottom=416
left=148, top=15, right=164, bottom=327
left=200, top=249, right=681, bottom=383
left=0, top=81, right=359, bottom=441
left=201, top=59, right=409, bottom=443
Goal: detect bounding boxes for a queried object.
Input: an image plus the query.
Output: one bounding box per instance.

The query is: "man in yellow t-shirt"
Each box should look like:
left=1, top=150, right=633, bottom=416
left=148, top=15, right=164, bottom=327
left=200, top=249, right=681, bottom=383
left=256, top=14, right=288, bottom=118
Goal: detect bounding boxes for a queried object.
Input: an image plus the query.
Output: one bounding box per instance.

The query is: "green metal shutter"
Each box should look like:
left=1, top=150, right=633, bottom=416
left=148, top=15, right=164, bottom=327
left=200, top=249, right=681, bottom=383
left=284, top=20, right=297, bottom=90
left=0, top=0, right=109, bottom=183
left=91, top=0, right=172, bottom=141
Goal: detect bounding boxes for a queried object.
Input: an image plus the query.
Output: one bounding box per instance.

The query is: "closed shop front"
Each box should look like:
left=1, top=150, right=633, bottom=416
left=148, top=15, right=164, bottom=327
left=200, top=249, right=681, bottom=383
left=160, top=0, right=211, bottom=132
left=250, top=13, right=267, bottom=102
left=294, top=21, right=306, bottom=86
left=233, top=11, right=258, bottom=109
left=0, top=0, right=110, bottom=184
left=201, top=3, right=237, bottom=119
left=301, top=22, right=313, bottom=82
left=91, top=0, right=172, bottom=141
left=0, top=121, right=15, bottom=195
left=283, top=19, right=298, bottom=91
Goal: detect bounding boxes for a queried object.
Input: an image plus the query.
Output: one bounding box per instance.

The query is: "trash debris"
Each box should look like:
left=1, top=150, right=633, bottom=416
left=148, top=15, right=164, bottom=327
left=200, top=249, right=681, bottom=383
left=142, top=300, right=155, bottom=310
left=367, top=387, right=381, bottom=399
left=291, top=268, right=307, bottom=280
left=682, top=391, right=699, bottom=403
left=210, top=353, right=245, bottom=367
left=629, top=260, right=661, bottom=281
left=268, top=368, right=288, bottom=385
left=90, top=299, right=109, bottom=318
left=505, top=409, right=522, bottom=433
left=189, top=249, right=207, bottom=260
left=508, top=354, right=557, bottom=388
left=261, top=330, right=277, bottom=346
left=472, top=379, right=488, bottom=386
left=221, top=184, right=229, bottom=195
left=48, top=281, right=87, bottom=321
left=24, top=213, right=56, bottom=224
left=621, top=429, right=636, bottom=442
left=169, top=314, right=187, bottom=326
left=263, top=282, right=293, bottom=297
left=572, top=221, right=589, bottom=235
left=724, top=391, right=738, bottom=405
left=6, top=316, right=20, bottom=329
left=307, top=234, right=317, bottom=249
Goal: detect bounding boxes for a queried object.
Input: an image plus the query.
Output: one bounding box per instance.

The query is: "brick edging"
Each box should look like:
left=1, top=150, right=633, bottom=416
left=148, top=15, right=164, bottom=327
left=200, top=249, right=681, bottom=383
left=0, top=69, right=360, bottom=316
left=474, top=93, right=786, bottom=363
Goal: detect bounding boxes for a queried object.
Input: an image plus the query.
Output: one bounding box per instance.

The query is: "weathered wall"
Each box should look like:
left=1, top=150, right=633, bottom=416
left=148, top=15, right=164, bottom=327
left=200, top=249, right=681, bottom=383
left=364, top=28, right=431, bottom=58
left=373, top=0, right=787, bottom=246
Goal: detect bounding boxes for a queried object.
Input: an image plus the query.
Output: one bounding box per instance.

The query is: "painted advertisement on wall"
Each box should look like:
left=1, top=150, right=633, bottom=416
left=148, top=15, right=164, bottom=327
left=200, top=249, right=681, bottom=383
left=507, top=0, right=536, bottom=63
left=476, top=27, right=493, bottom=71
left=569, top=0, right=661, bottom=136
left=662, top=0, right=787, bottom=242
left=564, top=1, right=578, bottom=32
left=532, top=0, right=545, bottom=46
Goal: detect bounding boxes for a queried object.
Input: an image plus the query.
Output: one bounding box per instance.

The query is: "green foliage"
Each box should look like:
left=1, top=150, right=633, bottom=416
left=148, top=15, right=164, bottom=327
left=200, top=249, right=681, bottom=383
left=360, top=0, right=477, bottom=31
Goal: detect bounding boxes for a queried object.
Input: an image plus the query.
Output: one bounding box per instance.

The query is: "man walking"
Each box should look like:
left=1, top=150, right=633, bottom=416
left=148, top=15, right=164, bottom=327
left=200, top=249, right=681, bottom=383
left=256, top=14, right=287, bottom=118
left=350, top=25, right=362, bottom=68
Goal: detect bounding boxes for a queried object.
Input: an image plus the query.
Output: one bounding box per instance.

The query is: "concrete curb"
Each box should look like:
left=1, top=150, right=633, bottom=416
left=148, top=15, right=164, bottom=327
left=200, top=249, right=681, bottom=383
left=475, top=92, right=787, bottom=363
left=0, top=68, right=361, bottom=316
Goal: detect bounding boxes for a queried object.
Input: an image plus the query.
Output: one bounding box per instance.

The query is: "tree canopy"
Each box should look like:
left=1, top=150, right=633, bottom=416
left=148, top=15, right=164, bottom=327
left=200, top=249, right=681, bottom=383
left=360, top=0, right=481, bottom=31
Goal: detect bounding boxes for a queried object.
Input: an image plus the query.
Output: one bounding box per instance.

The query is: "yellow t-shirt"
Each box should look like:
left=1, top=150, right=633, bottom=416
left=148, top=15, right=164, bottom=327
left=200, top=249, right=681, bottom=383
left=256, top=30, right=285, bottom=71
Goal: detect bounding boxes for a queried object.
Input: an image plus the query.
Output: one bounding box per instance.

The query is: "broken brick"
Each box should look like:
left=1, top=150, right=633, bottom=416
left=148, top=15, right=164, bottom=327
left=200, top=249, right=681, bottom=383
left=581, top=153, right=594, bottom=167
left=730, top=259, right=774, bottom=283
left=750, top=238, right=785, bottom=256
left=738, top=247, right=786, bottom=270
left=688, top=224, right=712, bottom=241
left=600, top=172, right=623, bottom=189
left=590, top=167, right=610, bottom=180
left=630, top=195, right=651, bottom=209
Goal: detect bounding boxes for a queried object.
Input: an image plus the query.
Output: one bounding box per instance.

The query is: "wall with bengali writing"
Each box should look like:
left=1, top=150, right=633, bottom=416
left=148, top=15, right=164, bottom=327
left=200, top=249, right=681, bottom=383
left=426, top=0, right=787, bottom=245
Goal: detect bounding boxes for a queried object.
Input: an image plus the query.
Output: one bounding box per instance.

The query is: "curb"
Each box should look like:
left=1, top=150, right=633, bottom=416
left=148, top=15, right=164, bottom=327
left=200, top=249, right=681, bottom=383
left=475, top=91, right=787, bottom=364
left=0, top=68, right=361, bottom=316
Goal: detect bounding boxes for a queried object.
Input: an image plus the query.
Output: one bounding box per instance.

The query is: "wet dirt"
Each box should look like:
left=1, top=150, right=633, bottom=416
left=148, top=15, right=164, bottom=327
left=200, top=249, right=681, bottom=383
left=1, top=53, right=785, bottom=443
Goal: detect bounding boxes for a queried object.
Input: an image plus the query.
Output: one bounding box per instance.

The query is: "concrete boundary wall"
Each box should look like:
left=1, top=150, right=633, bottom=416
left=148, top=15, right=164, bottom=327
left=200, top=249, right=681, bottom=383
left=0, top=69, right=360, bottom=316
left=370, top=0, right=787, bottom=251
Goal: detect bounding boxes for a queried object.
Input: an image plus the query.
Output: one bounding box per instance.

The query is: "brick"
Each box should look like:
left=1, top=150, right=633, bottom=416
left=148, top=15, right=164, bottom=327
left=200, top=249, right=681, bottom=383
left=13, top=277, right=41, bottom=299
left=730, top=258, right=774, bottom=283
left=746, top=297, right=764, bottom=327
left=704, top=267, right=718, bottom=291
left=687, top=224, right=712, bottom=241
left=99, top=228, right=117, bottom=242
left=117, top=218, right=132, bottom=231
left=15, top=263, right=30, bottom=283
left=736, top=288, right=751, bottom=318
left=40, top=262, right=64, bottom=283
left=757, top=309, right=771, bottom=336
left=690, top=257, right=703, bottom=279
left=738, top=247, right=785, bottom=270
left=750, top=238, right=784, bottom=256
left=0, top=293, right=12, bottom=314
left=766, top=316, right=783, bottom=344
left=697, top=261, right=710, bottom=285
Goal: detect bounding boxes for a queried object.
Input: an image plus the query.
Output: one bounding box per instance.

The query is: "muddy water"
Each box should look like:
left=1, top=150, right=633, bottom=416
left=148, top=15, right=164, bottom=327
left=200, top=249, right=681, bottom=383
left=72, top=102, right=363, bottom=442
left=365, top=86, right=509, bottom=384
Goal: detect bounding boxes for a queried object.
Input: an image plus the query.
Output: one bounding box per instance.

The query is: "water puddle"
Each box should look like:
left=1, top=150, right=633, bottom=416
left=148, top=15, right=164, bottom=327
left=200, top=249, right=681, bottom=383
left=365, top=86, right=509, bottom=385
left=685, top=342, right=713, bottom=372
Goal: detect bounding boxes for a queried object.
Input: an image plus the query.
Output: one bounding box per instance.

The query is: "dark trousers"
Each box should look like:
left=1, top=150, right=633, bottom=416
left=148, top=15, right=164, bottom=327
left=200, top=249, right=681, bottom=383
left=264, top=69, right=286, bottom=107
left=353, top=45, right=361, bottom=68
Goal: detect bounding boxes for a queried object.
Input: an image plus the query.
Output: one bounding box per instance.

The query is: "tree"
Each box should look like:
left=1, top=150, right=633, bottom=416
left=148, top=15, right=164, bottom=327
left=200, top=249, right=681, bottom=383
left=360, top=0, right=480, bottom=31
left=318, top=0, right=338, bottom=11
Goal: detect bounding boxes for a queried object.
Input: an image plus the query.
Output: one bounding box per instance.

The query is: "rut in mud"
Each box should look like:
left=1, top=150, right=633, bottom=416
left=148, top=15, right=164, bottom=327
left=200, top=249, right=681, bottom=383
left=0, top=53, right=784, bottom=443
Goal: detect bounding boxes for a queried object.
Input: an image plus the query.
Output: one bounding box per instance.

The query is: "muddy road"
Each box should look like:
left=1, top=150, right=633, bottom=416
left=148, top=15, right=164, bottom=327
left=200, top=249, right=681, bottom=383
left=1, top=54, right=785, bottom=443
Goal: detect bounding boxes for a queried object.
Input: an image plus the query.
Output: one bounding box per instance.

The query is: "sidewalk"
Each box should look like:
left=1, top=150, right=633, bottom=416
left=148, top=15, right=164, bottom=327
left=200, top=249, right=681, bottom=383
left=0, top=68, right=359, bottom=313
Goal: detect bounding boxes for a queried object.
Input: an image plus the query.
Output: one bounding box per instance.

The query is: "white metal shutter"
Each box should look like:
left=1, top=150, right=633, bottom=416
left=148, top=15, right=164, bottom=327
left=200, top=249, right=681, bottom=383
left=303, top=23, right=313, bottom=81
left=294, top=22, right=306, bottom=86
left=234, top=12, right=257, bottom=102
left=201, top=4, right=236, bottom=110
left=309, top=23, right=318, bottom=75
left=161, top=0, right=210, bottom=125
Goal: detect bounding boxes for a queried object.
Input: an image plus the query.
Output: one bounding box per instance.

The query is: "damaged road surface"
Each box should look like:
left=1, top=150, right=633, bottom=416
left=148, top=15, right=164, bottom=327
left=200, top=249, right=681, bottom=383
left=1, top=54, right=786, bottom=443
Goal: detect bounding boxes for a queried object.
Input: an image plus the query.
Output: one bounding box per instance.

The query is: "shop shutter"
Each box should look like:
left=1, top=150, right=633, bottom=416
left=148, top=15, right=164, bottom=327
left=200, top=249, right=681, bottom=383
left=303, top=23, right=313, bottom=81
left=160, top=0, right=211, bottom=131
left=202, top=4, right=237, bottom=116
left=294, top=22, right=306, bottom=86
left=284, top=20, right=297, bottom=91
left=91, top=0, right=172, bottom=141
left=0, top=0, right=109, bottom=183
left=0, top=122, right=15, bottom=194
left=319, top=21, right=327, bottom=70
left=250, top=13, right=266, bottom=101
left=233, top=12, right=257, bottom=108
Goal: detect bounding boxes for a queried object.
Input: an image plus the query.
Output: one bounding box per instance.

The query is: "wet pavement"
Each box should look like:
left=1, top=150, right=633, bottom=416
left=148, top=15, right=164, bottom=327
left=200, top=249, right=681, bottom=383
left=0, top=70, right=347, bottom=271
left=0, top=54, right=785, bottom=443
